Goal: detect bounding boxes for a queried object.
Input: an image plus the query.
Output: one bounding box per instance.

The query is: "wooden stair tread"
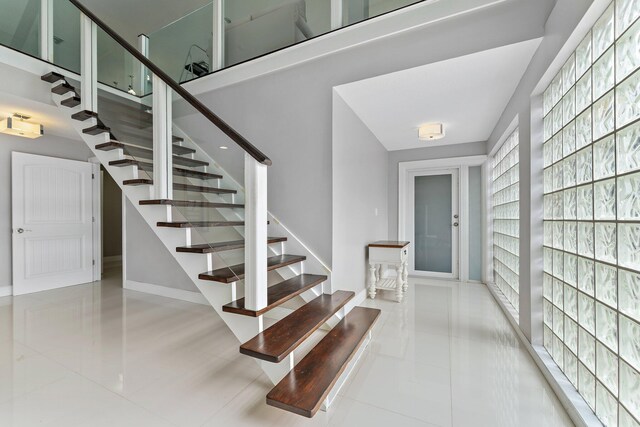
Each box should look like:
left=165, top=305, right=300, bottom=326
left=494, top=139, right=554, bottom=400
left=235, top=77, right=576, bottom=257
left=173, top=183, right=235, bottom=194
left=41, top=72, right=65, bottom=83
left=61, top=96, right=81, bottom=107
left=109, top=159, right=221, bottom=179
left=157, top=221, right=244, bottom=228
left=223, top=274, right=327, bottom=317
left=239, top=291, right=355, bottom=363
left=199, top=254, right=306, bottom=284
left=96, top=140, right=196, bottom=157
left=266, top=307, right=381, bottom=417
left=140, top=199, right=243, bottom=209
left=177, top=237, right=287, bottom=254
left=71, top=110, right=99, bottom=121
left=51, top=82, right=75, bottom=95
left=84, top=124, right=110, bottom=135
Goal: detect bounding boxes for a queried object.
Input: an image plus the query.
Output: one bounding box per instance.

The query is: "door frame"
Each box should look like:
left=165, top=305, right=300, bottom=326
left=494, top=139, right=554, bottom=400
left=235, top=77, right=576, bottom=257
left=398, top=155, right=487, bottom=282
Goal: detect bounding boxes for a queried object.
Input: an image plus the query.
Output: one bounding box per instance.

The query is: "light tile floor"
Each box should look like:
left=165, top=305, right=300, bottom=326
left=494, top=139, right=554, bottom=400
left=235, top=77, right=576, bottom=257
left=0, top=268, right=574, bottom=426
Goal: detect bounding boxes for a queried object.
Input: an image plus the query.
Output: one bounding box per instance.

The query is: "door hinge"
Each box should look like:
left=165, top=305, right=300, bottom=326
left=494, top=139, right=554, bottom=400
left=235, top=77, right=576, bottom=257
left=92, top=260, right=95, bottom=266
left=92, top=216, right=95, bottom=223
left=92, top=173, right=95, bottom=179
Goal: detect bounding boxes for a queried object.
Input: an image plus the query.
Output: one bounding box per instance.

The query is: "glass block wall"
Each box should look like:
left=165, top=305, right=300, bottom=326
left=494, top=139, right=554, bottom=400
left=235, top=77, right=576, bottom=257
left=492, top=128, right=520, bottom=313
left=542, top=2, right=640, bottom=425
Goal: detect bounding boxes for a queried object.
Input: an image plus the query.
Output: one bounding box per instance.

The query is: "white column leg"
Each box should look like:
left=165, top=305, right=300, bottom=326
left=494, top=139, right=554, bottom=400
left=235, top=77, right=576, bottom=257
left=402, top=260, right=408, bottom=292
left=395, top=263, right=403, bottom=303
left=368, top=263, right=377, bottom=299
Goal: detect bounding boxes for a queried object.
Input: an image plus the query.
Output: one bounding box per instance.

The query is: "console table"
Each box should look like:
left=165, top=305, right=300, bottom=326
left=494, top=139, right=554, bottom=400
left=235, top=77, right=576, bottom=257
left=367, top=241, right=409, bottom=302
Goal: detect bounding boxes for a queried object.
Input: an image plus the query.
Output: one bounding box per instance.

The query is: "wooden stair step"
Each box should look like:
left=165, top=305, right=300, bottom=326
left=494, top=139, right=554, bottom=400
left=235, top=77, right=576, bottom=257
left=84, top=124, right=110, bottom=135
left=51, top=82, right=76, bottom=95
left=177, top=237, right=287, bottom=254
left=96, top=140, right=196, bottom=156
left=267, top=307, right=381, bottom=417
left=109, top=159, right=222, bottom=180
left=157, top=221, right=244, bottom=228
left=223, top=274, right=327, bottom=317
left=41, top=71, right=65, bottom=83
left=173, top=183, right=236, bottom=194
left=61, top=96, right=81, bottom=107
left=240, top=291, right=355, bottom=363
left=122, top=179, right=152, bottom=186
left=140, top=199, right=243, bottom=209
left=71, top=110, right=99, bottom=121
left=199, top=254, right=306, bottom=284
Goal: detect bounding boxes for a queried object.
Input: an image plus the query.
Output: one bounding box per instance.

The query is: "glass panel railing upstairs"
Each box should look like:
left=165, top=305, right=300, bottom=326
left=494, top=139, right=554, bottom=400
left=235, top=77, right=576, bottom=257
left=52, top=0, right=81, bottom=73
left=0, top=0, right=40, bottom=57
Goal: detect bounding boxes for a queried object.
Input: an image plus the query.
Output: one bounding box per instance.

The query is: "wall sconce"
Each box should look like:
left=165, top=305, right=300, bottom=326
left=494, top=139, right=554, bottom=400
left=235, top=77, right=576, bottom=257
left=0, top=113, right=44, bottom=139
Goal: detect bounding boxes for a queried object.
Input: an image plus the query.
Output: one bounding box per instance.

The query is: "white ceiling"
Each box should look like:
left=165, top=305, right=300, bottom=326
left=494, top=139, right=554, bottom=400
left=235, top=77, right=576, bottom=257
left=335, top=38, right=542, bottom=151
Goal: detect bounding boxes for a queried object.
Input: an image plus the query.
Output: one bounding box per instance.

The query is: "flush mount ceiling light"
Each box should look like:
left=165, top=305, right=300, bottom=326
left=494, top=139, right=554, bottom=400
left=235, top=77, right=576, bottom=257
left=418, top=123, right=445, bottom=141
left=0, top=113, right=44, bottom=139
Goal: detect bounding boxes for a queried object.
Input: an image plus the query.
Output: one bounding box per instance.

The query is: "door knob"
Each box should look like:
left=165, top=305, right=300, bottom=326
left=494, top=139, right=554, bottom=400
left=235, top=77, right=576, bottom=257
left=16, top=228, right=32, bottom=234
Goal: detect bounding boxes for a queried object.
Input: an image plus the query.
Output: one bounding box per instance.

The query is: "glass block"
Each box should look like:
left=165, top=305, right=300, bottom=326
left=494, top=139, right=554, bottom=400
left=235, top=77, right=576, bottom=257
left=596, top=381, right=618, bottom=425
left=593, top=3, right=614, bottom=59
left=596, top=262, right=618, bottom=308
left=619, top=223, right=640, bottom=271
left=576, top=108, right=593, bottom=149
left=620, top=361, right=640, bottom=421
left=554, top=192, right=564, bottom=220
left=544, top=298, right=553, bottom=326
left=554, top=221, right=564, bottom=249
left=593, top=48, right=615, bottom=100
left=579, top=361, right=597, bottom=410
left=553, top=104, right=563, bottom=136
left=579, top=257, right=595, bottom=296
left=617, top=121, right=640, bottom=174
left=576, top=32, right=592, bottom=78
left=553, top=334, right=564, bottom=368
left=595, top=223, right=617, bottom=263
left=617, top=18, right=640, bottom=83
left=544, top=325, right=553, bottom=350
left=553, top=134, right=564, bottom=163
left=620, top=405, right=640, bottom=427
left=544, top=141, right=554, bottom=168
left=620, top=316, right=640, bottom=371
left=553, top=306, right=564, bottom=338
left=565, top=285, right=578, bottom=321
left=564, top=188, right=577, bottom=218
left=593, top=135, right=616, bottom=179
left=620, top=269, right=640, bottom=322
left=544, top=273, right=553, bottom=300
left=553, top=163, right=564, bottom=192
left=544, top=86, right=553, bottom=117
left=580, top=294, right=596, bottom=335
left=552, top=73, right=563, bottom=107
left=554, top=278, right=564, bottom=308
left=544, top=113, right=554, bottom=142
left=554, top=249, right=564, bottom=279
left=618, top=172, right=640, bottom=220
left=597, top=341, right=619, bottom=396
left=544, top=247, right=554, bottom=273
left=579, top=326, right=596, bottom=371
left=576, top=70, right=592, bottom=114
left=565, top=221, right=577, bottom=253
left=617, top=69, right=640, bottom=128
left=544, top=195, right=554, bottom=219
left=578, top=222, right=595, bottom=258
left=577, top=146, right=593, bottom=184
left=563, top=87, right=576, bottom=126
left=594, top=179, right=617, bottom=220
left=566, top=316, right=578, bottom=353
left=593, top=90, right=615, bottom=140
left=596, top=302, right=618, bottom=352
left=544, top=221, right=553, bottom=246
left=616, top=0, right=640, bottom=37
left=544, top=167, right=553, bottom=194
left=577, top=184, right=594, bottom=220
left=563, top=121, right=576, bottom=156
left=565, top=253, right=578, bottom=286
left=562, top=54, right=576, bottom=95
left=565, top=350, right=579, bottom=387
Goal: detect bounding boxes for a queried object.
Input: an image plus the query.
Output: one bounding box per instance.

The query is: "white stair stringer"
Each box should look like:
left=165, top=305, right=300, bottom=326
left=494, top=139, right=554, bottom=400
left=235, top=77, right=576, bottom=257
left=46, top=87, right=345, bottom=386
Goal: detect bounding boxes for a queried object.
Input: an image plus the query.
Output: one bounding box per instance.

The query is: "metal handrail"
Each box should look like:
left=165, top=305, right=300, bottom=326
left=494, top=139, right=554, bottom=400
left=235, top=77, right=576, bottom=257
left=68, top=0, right=272, bottom=166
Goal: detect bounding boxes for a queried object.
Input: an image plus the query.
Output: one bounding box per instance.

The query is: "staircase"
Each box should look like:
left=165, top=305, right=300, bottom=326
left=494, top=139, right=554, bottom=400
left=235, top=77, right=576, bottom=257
left=40, top=19, right=380, bottom=415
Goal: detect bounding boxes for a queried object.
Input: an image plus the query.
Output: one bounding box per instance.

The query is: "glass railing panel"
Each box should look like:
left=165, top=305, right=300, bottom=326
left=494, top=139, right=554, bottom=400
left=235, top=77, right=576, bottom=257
left=52, top=0, right=80, bottom=73
left=97, top=27, right=150, bottom=97
left=0, top=0, right=40, bottom=57
left=223, top=0, right=331, bottom=67
left=343, top=0, right=423, bottom=25
left=148, top=2, right=214, bottom=84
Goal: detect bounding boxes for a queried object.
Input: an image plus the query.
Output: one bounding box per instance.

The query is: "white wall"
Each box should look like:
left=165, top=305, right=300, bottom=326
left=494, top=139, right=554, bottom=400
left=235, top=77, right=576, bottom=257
left=0, top=133, right=92, bottom=295
left=332, top=93, right=388, bottom=293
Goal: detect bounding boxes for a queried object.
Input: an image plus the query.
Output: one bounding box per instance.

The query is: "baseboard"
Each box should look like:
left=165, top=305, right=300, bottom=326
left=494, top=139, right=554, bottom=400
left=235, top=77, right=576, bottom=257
left=0, top=287, right=12, bottom=297
left=485, top=283, right=600, bottom=427
left=125, top=280, right=208, bottom=305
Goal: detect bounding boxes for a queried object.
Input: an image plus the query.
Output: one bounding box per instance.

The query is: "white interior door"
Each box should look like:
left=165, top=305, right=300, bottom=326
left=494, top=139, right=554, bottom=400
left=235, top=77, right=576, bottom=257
left=407, top=168, right=459, bottom=279
left=12, top=152, right=95, bottom=295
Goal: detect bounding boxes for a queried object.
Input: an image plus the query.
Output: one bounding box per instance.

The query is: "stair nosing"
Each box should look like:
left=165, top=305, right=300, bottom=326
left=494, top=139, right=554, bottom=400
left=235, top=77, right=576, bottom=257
left=157, top=221, right=245, bottom=228
left=140, top=199, right=243, bottom=209
left=239, top=291, right=355, bottom=363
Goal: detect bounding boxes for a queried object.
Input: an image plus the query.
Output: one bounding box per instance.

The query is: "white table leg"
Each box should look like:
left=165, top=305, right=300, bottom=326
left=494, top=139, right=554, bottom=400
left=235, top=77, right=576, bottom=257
left=368, top=263, right=377, bottom=299
left=402, top=259, right=408, bottom=292
left=395, top=263, right=403, bottom=302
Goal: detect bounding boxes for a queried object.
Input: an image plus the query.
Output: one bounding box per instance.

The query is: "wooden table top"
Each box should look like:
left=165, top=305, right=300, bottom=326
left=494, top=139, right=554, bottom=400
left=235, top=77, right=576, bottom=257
left=368, top=241, right=410, bottom=249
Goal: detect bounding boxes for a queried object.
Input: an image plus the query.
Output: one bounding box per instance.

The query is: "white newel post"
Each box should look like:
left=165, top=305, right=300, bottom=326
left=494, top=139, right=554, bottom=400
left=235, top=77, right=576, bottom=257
left=152, top=76, right=173, bottom=200
left=212, top=0, right=224, bottom=71
left=40, top=0, right=53, bottom=62
left=80, top=14, right=97, bottom=112
left=244, top=154, right=268, bottom=312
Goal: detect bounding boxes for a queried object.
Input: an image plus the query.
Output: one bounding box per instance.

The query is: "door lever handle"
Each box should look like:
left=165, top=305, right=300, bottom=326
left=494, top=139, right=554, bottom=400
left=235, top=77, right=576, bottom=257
left=16, top=228, right=32, bottom=234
